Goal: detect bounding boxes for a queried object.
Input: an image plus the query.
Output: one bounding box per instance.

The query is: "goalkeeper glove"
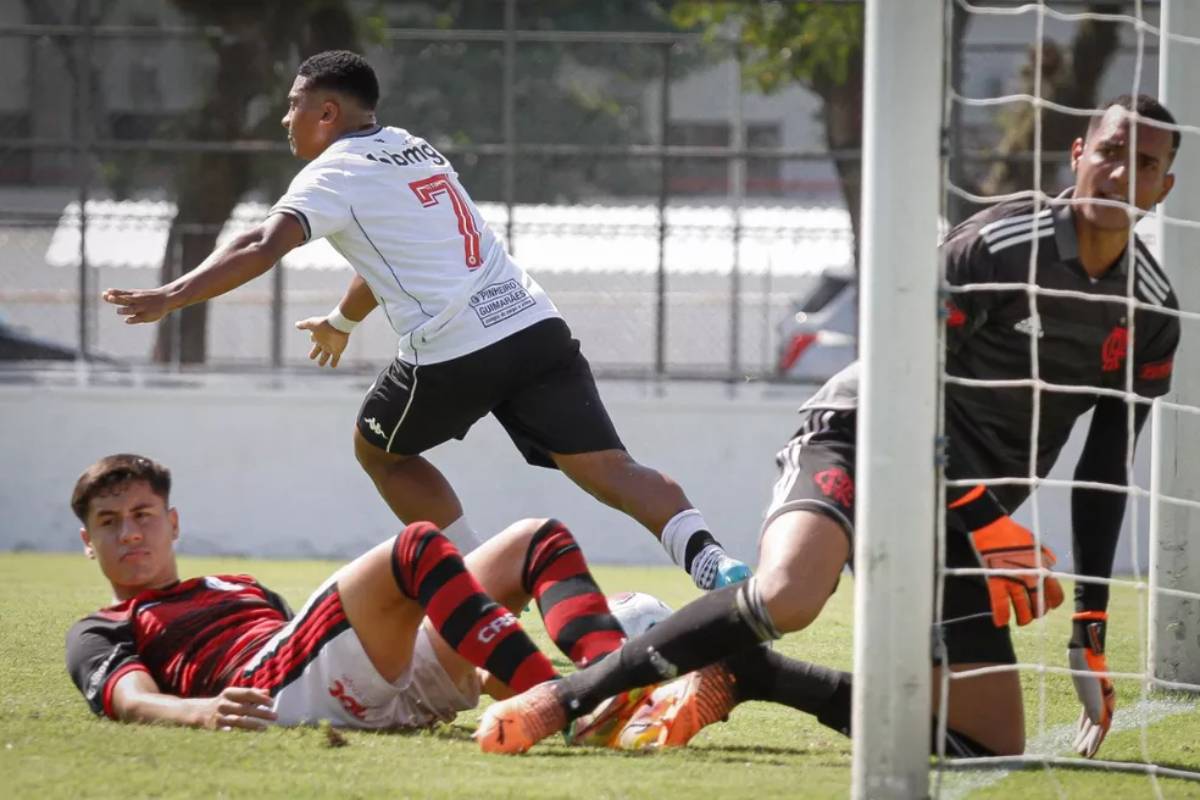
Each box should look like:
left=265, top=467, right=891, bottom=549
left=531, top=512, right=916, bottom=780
left=949, top=485, right=1065, bottom=627
left=1069, top=611, right=1115, bottom=758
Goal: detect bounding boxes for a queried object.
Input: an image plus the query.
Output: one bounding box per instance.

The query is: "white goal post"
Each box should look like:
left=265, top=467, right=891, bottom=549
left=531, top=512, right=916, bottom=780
left=1151, top=0, right=1200, bottom=691
left=851, top=1, right=944, bottom=798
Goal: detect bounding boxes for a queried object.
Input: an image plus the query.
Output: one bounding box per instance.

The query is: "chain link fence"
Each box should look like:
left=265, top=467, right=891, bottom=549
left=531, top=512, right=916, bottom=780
left=0, top=1, right=1159, bottom=381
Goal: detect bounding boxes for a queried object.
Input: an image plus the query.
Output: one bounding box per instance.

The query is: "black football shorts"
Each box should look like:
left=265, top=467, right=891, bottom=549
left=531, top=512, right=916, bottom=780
left=356, top=318, right=625, bottom=468
left=765, top=406, right=1016, bottom=666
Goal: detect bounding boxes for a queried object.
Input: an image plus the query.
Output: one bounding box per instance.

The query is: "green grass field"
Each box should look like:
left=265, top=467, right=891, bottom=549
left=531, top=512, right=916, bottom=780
left=2, top=553, right=1197, bottom=799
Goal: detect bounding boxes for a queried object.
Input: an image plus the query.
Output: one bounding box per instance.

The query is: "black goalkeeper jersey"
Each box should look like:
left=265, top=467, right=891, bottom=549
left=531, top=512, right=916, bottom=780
left=803, top=193, right=1179, bottom=510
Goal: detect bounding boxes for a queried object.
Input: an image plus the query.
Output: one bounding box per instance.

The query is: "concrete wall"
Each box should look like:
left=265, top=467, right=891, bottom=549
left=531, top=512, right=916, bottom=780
left=0, top=374, right=1153, bottom=575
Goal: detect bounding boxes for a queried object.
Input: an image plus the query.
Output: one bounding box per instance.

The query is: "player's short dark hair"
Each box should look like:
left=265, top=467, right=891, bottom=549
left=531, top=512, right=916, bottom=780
left=71, top=454, right=171, bottom=523
left=1087, top=94, right=1181, bottom=157
left=297, top=50, right=379, bottom=110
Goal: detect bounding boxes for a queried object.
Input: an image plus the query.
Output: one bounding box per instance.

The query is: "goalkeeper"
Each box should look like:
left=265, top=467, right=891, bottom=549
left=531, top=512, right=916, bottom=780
left=474, top=95, right=1181, bottom=759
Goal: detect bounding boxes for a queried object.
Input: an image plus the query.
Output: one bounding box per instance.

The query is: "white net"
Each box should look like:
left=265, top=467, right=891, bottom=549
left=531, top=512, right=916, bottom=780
left=932, top=0, right=1200, bottom=794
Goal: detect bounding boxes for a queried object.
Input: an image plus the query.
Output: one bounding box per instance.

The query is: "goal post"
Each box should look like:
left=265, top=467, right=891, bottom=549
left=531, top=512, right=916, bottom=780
left=1151, top=0, right=1200, bottom=691
left=851, top=1, right=945, bottom=798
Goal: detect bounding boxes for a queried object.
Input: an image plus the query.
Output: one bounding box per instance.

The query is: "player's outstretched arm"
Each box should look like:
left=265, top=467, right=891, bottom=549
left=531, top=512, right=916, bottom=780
left=110, top=670, right=277, bottom=731
left=1065, top=397, right=1148, bottom=757
left=294, top=273, right=378, bottom=368
left=102, top=213, right=306, bottom=324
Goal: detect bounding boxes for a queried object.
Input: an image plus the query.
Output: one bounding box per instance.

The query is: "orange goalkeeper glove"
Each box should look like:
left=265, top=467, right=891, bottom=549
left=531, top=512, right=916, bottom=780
left=1069, top=611, right=1115, bottom=758
left=949, top=485, right=1065, bottom=628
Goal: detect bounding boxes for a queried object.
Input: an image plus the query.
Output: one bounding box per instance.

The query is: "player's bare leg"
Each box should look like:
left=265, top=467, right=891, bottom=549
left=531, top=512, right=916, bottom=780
left=334, top=520, right=558, bottom=698
left=331, top=520, right=548, bottom=685
left=353, top=428, right=465, bottom=528
left=933, top=663, right=1024, bottom=756
left=551, top=448, right=691, bottom=533
left=553, top=448, right=751, bottom=590
left=755, top=509, right=849, bottom=633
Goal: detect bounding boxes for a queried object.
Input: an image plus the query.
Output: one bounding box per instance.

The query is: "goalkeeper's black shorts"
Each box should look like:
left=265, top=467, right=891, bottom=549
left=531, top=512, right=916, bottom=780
left=764, top=407, right=1016, bottom=666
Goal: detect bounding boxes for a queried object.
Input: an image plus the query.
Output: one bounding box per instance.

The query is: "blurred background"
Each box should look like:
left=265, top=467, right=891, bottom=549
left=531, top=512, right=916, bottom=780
left=0, top=0, right=1161, bottom=381
left=0, top=1, right=1175, bottom=567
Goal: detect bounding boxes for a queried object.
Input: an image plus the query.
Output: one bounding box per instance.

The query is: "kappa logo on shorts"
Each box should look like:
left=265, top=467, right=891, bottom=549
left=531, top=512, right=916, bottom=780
left=364, top=417, right=386, bottom=439
left=814, top=468, right=855, bottom=508
left=477, top=612, right=519, bottom=644
left=329, top=679, right=368, bottom=721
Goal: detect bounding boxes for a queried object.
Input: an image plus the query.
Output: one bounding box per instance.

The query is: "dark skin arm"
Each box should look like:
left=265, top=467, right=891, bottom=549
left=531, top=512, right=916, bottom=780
left=102, top=213, right=307, bottom=324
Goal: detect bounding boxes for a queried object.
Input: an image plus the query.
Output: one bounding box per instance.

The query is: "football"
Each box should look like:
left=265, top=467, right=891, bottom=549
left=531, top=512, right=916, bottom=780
left=607, top=591, right=673, bottom=638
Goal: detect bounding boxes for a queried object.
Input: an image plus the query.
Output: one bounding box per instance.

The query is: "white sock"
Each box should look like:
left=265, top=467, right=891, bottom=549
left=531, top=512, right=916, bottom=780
left=442, top=516, right=481, bottom=553
left=660, top=508, right=720, bottom=572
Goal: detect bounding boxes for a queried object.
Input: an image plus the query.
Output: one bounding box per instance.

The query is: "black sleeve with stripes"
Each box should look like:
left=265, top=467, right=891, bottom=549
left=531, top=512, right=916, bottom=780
left=65, top=615, right=143, bottom=716
left=1132, top=309, right=1181, bottom=398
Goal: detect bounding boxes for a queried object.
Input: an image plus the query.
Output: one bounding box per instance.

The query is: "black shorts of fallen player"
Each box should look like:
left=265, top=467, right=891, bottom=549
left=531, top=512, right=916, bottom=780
left=356, top=318, right=625, bottom=468
left=764, top=407, right=1017, bottom=666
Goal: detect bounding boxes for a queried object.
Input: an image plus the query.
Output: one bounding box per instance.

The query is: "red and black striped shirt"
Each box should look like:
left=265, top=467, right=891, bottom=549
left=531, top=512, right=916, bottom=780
left=66, top=575, right=291, bottom=719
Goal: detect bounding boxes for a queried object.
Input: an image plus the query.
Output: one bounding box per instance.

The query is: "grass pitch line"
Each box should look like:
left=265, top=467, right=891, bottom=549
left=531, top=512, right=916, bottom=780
left=934, top=695, right=1199, bottom=799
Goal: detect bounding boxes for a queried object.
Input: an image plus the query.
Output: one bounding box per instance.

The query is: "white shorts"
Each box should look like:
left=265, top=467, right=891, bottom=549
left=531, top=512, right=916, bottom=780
left=237, top=578, right=481, bottom=729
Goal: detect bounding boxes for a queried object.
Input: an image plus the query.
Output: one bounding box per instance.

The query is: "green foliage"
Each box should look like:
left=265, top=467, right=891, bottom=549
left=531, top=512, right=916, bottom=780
left=379, top=1, right=689, bottom=202
left=671, top=1, right=864, bottom=93
left=3, top=553, right=1198, bottom=798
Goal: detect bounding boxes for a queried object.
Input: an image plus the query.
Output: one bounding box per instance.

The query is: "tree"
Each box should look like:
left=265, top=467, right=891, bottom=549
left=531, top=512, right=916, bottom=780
left=671, top=2, right=865, bottom=263
left=156, top=0, right=372, bottom=363
left=979, top=4, right=1123, bottom=199
left=379, top=1, right=692, bottom=203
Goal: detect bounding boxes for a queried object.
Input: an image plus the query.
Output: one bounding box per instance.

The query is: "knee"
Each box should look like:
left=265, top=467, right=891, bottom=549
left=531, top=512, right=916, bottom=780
left=391, top=521, right=454, bottom=598
left=988, top=728, right=1025, bottom=757
left=754, top=565, right=829, bottom=634
left=494, top=517, right=551, bottom=554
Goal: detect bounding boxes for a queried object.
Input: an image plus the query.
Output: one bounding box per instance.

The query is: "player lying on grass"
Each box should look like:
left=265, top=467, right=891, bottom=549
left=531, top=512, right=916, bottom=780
left=67, top=452, right=654, bottom=732
left=475, top=94, right=1182, bottom=760
left=99, top=49, right=749, bottom=592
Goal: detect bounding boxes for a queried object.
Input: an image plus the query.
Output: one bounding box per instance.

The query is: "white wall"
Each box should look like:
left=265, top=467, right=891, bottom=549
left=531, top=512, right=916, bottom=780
left=0, top=375, right=805, bottom=566
left=0, top=374, right=1154, bottom=576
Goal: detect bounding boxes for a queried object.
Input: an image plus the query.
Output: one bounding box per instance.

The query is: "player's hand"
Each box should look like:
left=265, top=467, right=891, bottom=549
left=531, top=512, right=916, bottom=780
left=295, top=315, right=350, bottom=368
left=199, top=686, right=277, bottom=731
left=102, top=287, right=176, bottom=324
left=948, top=485, right=1064, bottom=627
left=1069, top=611, right=1115, bottom=758
left=968, top=515, right=1063, bottom=627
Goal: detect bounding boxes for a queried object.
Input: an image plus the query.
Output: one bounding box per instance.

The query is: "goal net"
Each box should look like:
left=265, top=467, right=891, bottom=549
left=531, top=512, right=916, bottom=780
left=854, top=1, right=1200, bottom=797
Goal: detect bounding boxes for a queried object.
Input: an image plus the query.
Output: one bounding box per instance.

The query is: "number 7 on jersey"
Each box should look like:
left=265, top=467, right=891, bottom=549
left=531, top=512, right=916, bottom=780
left=408, top=175, right=483, bottom=269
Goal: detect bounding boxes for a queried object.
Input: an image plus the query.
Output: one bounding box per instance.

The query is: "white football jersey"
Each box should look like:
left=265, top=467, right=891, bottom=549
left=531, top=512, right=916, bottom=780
left=270, top=125, right=559, bottom=364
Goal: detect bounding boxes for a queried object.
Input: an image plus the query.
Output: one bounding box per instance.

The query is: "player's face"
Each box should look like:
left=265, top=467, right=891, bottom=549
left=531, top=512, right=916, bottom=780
left=1071, top=107, right=1176, bottom=232
left=281, top=76, right=338, bottom=161
left=80, top=479, right=179, bottom=600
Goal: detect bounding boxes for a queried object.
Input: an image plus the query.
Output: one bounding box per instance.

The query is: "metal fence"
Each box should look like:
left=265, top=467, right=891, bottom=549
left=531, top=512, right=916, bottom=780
left=0, top=0, right=1161, bottom=381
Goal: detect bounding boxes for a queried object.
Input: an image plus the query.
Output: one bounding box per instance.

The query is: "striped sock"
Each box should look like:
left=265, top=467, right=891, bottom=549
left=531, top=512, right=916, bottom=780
left=391, top=521, right=558, bottom=692
left=522, top=519, right=625, bottom=667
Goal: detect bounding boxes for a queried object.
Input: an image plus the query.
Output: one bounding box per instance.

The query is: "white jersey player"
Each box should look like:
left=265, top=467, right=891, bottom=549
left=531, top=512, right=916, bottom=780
left=102, top=50, right=750, bottom=592
left=271, top=123, right=558, bottom=365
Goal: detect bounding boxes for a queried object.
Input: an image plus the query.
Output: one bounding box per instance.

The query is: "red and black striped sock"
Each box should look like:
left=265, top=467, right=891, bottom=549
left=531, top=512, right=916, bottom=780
left=522, top=519, right=625, bottom=667
left=391, top=521, right=557, bottom=692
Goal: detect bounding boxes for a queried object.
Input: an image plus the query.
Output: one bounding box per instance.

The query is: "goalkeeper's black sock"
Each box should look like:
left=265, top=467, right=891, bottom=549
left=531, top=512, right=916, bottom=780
left=722, top=645, right=852, bottom=735
left=555, top=579, right=779, bottom=719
